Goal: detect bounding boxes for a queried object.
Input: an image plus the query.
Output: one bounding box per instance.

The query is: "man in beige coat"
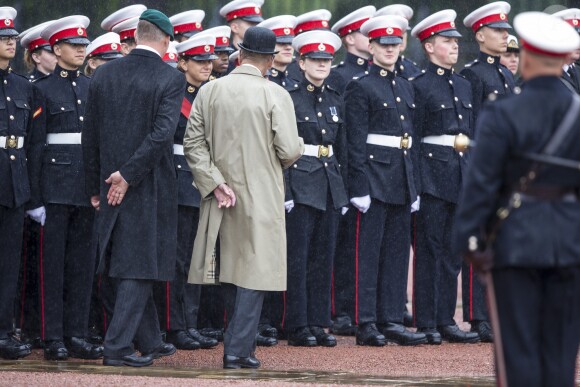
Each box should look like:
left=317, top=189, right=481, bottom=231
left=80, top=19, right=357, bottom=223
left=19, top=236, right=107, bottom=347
left=183, top=27, right=303, bottom=369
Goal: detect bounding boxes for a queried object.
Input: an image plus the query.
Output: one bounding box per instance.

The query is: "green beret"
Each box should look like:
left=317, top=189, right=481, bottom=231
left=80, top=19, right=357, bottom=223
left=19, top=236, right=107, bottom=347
left=139, top=9, right=174, bottom=41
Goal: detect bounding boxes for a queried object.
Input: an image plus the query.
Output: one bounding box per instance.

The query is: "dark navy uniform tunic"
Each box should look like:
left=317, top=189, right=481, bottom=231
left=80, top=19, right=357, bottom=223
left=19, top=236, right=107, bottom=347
left=411, top=62, right=475, bottom=328
left=396, top=55, right=422, bottom=80
left=332, top=52, right=370, bottom=93
left=27, top=68, right=46, bottom=83
left=287, top=58, right=346, bottom=94
left=0, top=67, right=44, bottom=339
left=284, top=78, right=348, bottom=331
left=343, top=65, right=417, bottom=325
left=34, top=64, right=95, bottom=341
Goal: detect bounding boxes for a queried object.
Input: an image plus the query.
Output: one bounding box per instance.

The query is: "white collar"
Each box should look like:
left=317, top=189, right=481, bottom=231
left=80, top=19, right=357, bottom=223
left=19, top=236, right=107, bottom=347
left=135, top=44, right=162, bottom=57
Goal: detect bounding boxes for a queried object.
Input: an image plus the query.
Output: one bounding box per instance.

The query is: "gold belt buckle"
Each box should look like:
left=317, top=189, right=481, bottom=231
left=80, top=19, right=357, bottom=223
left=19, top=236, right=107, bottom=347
left=318, top=145, right=329, bottom=158
left=7, top=135, right=17, bottom=149
left=454, top=133, right=469, bottom=152
left=400, top=133, right=410, bottom=149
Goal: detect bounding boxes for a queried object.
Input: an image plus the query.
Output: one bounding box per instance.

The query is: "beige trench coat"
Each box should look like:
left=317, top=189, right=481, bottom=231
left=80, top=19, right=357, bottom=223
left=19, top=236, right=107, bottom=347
left=183, top=65, right=304, bottom=291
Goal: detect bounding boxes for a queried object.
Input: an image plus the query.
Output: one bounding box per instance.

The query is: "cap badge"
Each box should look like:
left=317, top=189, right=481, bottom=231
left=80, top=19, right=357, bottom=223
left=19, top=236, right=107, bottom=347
left=450, top=21, right=455, bottom=28
left=322, top=21, right=328, bottom=27
left=111, top=43, right=118, bottom=50
left=574, top=19, right=578, bottom=26
left=487, top=56, right=495, bottom=64
left=204, top=45, right=211, bottom=52
left=60, top=70, right=68, bottom=78
left=4, top=19, right=10, bottom=26
left=254, top=7, right=260, bottom=14
left=307, top=84, right=315, bottom=92
left=196, top=22, right=201, bottom=28
left=386, top=27, right=394, bottom=35
left=77, top=27, right=84, bottom=36
left=187, top=86, right=195, bottom=93
left=437, top=68, right=445, bottom=76
left=357, top=58, right=364, bottom=66
left=380, top=69, right=388, bottom=77
left=284, top=28, right=291, bottom=36
left=318, top=43, right=326, bottom=51
left=169, top=53, right=175, bottom=60
left=500, top=13, right=506, bottom=20
left=222, top=37, right=228, bottom=43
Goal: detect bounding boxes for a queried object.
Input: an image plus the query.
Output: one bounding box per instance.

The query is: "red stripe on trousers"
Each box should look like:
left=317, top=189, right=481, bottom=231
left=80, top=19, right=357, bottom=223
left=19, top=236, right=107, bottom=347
left=39, top=226, right=46, bottom=340
left=355, top=211, right=361, bottom=325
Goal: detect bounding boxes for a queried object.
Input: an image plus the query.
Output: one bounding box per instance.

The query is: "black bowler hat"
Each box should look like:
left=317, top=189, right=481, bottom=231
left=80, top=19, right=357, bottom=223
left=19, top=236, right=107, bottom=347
left=238, top=26, right=278, bottom=54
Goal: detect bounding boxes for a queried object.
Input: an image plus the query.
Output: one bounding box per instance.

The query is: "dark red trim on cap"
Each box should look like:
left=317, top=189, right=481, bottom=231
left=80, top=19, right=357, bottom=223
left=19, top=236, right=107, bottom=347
left=49, top=27, right=87, bottom=46
left=520, top=38, right=570, bottom=58
left=163, top=51, right=177, bottom=62
left=418, top=21, right=456, bottom=41
left=28, top=38, right=50, bottom=51
left=119, top=28, right=136, bottom=41
left=368, top=27, right=403, bottom=40
left=0, top=18, right=14, bottom=28
left=296, top=20, right=329, bottom=33
left=89, top=42, right=121, bottom=56
left=472, top=13, right=509, bottom=32
left=338, top=17, right=370, bottom=37
left=226, top=6, right=262, bottom=22
left=272, top=27, right=295, bottom=37
left=215, top=36, right=230, bottom=47
left=174, top=22, right=203, bottom=35
left=299, top=42, right=335, bottom=55
left=181, top=44, right=215, bottom=56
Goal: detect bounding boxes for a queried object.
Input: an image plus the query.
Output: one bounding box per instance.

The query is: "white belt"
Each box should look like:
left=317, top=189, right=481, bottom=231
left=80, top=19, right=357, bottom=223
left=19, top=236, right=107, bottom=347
left=422, top=134, right=470, bottom=151
left=302, top=144, right=334, bottom=158
left=0, top=135, right=24, bottom=149
left=366, top=134, right=412, bottom=149
left=173, top=144, right=184, bottom=155
left=46, top=133, right=82, bottom=145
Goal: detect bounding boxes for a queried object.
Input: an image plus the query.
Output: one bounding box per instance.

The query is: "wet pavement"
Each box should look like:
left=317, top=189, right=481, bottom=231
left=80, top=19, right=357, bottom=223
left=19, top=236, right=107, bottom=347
left=0, top=360, right=495, bottom=386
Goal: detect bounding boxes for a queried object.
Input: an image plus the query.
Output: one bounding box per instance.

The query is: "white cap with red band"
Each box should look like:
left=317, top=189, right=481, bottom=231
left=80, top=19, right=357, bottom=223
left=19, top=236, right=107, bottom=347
left=170, top=10, right=205, bottom=37
left=200, top=26, right=233, bottom=52
left=331, top=6, right=376, bottom=38
left=411, top=9, right=462, bottom=41
left=219, top=0, right=264, bottom=23
left=0, top=7, right=18, bottom=36
left=163, top=41, right=178, bottom=64
left=552, top=8, right=580, bottom=33
left=464, top=1, right=512, bottom=33
left=41, top=15, right=90, bottom=46
left=86, top=32, right=122, bottom=59
left=361, top=15, right=408, bottom=45
left=375, top=4, right=413, bottom=20
left=20, top=20, right=54, bottom=51
left=515, top=11, right=580, bottom=58
left=257, top=15, right=297, bottom=44
left=292, top=29, right=341, bottom=59
left=295, top=9, right=332, bottom=35
left=101, top=4, right=147, bottom=32
left=112, top=16, right=139, bottom=42
left=176, top=33, right=217, bottom=59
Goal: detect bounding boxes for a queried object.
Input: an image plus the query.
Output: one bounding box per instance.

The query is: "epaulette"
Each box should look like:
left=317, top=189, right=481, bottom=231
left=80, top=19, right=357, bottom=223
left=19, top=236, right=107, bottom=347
left=325, top=83, right=340, bottom=94
left=32, top=73, right=51, bottom=83
left=408, top=71, right=426, bottom=82
left=287, top=82, right=300, bottom=92
left=464, top=59, right=479, bottom=68
left=331, top=61, right=344, bottom=70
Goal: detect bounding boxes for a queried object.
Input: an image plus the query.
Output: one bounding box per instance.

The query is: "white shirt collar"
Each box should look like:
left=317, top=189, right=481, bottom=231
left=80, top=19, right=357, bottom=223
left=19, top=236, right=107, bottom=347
left=135, top=44, right=162, bottom=57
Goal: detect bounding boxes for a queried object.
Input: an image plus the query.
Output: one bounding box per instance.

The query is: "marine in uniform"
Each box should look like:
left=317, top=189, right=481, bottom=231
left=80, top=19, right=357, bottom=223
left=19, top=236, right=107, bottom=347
left=169, top=9, right=205, bottom=43
left=554, top=8, right=580, bottom=94
left=207, top=26, right=234, bottom=80
left=0, top=7, right=42, bottom=360
left=19, top=21, right=57, bottom=82
left=284, top=30, right=347, bottom=348
left=410, top=10, right=479, bottom=345
left=84, top=32, right=123, bottom=76
left=328, top=5, right=376, bottom=336
left=102, top=4, right=147, bottom=56
left=34, top=15, right=103, bottom=361
left=500, top=34, right=519, bottom=78
left=220, top=0, right=264, bottom=53
left=155, top=33, right=219, bottom=352
left=344, top=15, right=426, bottom=346
left=376, top=4, right=422, bottom=80
left=454, top=12, right=580, bottom=386
left=163, top=42, right=179, bottom=68
left=459, top=1, right=516, bottom=342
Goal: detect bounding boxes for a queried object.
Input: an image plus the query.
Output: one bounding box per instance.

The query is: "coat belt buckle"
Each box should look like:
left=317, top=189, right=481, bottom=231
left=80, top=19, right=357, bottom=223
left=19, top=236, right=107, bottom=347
left=318, top=145, right=329, bottom=158
left=400, top=134, right=410, bottom=149
left=7, top=135, right=17, bottom=149
left=454, top=134, right=469, bottom=152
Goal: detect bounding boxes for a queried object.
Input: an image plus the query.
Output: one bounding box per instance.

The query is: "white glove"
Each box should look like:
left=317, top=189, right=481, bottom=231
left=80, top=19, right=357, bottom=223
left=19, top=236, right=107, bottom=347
left=350, top=195, right=371, bottom=213
left=341, top=207, right=349, bottom=215
left=411, top=196, right=421, bottom=213
left=26, top=206, right=46, bottom=226
left=284, top=200, right=295, bottom=213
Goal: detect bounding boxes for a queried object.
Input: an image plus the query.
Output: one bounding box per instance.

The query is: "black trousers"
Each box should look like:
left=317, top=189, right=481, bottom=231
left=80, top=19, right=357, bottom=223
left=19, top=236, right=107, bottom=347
left=492, top=265, right=580, bottom=387
left=198, top=285, right=225, bottom=330
left=354, top=200, right=411, bottom=325
left=103, top=278, right=162, bottom=357
left=413, top=194, right=460, bottom=328
left=39, top=203, right=95, bottom=340
left=0, top=205, right=24, bottom=338
left=16, top=218, right=41, bottom=338
left=331, top=207, right=357, bottom=322
left=462, top=261, right=488, bottom=322
left=154, top=206, right=202, bottom=332
left=259, top=291, right=284, bottom=330
left=222, top=283, right=264, bottom=358
left=285, top=203, right=340, bottom=330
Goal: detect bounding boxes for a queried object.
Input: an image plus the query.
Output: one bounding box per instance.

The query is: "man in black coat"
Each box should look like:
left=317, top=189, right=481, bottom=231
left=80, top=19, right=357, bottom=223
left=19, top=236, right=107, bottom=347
left=454, top=12, right=580, bottom=387
left=83, top=10, right=183, bottom=367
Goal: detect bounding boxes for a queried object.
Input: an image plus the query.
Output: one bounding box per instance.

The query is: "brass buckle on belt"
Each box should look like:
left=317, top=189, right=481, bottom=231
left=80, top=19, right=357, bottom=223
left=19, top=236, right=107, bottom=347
left=318, top=145, right=329, bottom=158
left=400, top=133, right=410, bottom=149
left=7, top=135, right=17, bottom=149
left=454, top=133, right=469, bottom=152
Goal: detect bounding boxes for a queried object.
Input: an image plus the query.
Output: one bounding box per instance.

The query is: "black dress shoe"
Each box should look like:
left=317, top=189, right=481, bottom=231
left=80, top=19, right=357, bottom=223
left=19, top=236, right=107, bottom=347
left=258, top=323, right=278, bottom=338
left=44, top=340, right=68, bottom=360
left=256, top=332, right=277, bottom=346
left=471, top=321, right=493, bottom=343
left=223, top=354, right=261, bottom=369
left=380, top=323, right=427, bottom=346
left=309, top=326, right=337, bottom=347
left=287, top=327, right=317, bottom=347
left=141, top=342, right=176, bottom=359
left=166, top=330, right=201, bottom=350
left=199, top=327, right=224, bottom=342
left=417, top=328, right=442, bottom=345
left=330, top=316, right=356, bottom=336
left=187, top=328, right=218, bottom=349
left=438, top=324, right=480, bottom=343
left=0, top=337, right=32, bottom=360
left=355, top=323, right=386, bottom=346
left=403, top=310, right=414, bottom=328
left=65, top=337, right=104, bottom=359
left=103, top=352, right=153, bottom=367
